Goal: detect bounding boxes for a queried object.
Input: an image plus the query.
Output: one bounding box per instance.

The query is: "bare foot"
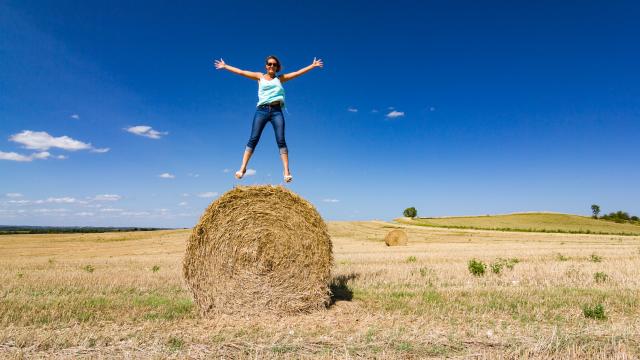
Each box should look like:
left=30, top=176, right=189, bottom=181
left=235, top=169, right=246, bottom=179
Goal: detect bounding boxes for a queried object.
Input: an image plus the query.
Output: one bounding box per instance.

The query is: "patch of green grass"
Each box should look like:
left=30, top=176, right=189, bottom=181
left=82, top=264, right=95, bottom=273
left=594, top=272, right=608, bottom=284
left=583, top=303, right=606, bottom=320
left=151, top=265, right=160, bottom=272
left=395, top=341, right=413, bottom=352
left=271, top=344, right=297, bottom=353
left=468, top=259, right=486, bottom=276
left=589, top=254, right=603, bottom=263
left=406, top=256, right=417, bottom=263
left=166, top=336, right=184, bottom=351
left=555, top=253, right=570, bottom=261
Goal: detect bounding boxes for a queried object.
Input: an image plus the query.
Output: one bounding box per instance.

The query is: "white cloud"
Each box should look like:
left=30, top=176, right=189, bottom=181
left=322, top=198, right=340, bottom=203
left=222, top=168, right=230, bottom=173
left=125, top=125, right=168, bottom=139
left=100, top=208, right=123, bottom=212
left=93, top=194, right=121, bottom=201
left=10, top=130, right=91, bottom=151
left=91, top=148, right=110, bottom=153
left=159, top=173, right=175, bottom=179
left=182, top=193, right=190, bottom=197
left=188, top=173, right=200, bottom=178
left=198, top=192, right=218, bottom=198
left=8, top=200, right=31, bottom=205
left=6, top=193, right=23, bottom=198
left=46, top=197, right=79, bottom=204
left=0, top=151, right=37, bottom=162
left=386, top=110, right=405, bottom=118
left=56, top=155, right=68, bottom=160
left=121, top=211, right=150, bottom=216
left=178, top=201, right=188, bottom=206
left=371, top=109, right=379, bottom=113
left=70, top=114, right=80, bottom=120
left=388, top=106, right=395, bottom=110
left=33, top=208, right=69, bottom=213
left=75, top=212, right=94, bottom=216
left=245, top=169, right=256, bottom=176
left=347, top=107, right=358, bottom=113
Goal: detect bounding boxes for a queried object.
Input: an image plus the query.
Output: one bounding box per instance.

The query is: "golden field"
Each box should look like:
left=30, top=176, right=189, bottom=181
left=1, top=222, right=639, bottom=359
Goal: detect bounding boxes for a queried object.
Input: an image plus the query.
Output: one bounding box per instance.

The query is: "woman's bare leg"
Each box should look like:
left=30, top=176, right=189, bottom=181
left=235, top=149, right=253, bottom=179
left=281, top=152, right=292, bottom=182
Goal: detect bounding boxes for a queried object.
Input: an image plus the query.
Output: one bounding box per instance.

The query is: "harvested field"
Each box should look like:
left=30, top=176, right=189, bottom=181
left=1, top=221, right=639, bottom=358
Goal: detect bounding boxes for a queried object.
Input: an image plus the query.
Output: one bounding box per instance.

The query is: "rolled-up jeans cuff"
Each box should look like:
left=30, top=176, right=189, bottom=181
left=279, top=147, right=288, bottom=155
left=245, top=146, right=254, bottom=153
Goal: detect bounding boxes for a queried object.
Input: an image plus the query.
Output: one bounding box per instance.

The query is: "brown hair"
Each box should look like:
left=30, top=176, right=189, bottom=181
left=265, top=55, right=282, bottom=72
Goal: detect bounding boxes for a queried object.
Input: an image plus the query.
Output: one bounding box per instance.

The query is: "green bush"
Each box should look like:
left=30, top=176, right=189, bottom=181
left=152, top=265, right=161, bottom=272
left=594, top=272, right=608, bottom=283
left=468, top=259, right=486, bottom=276
left=83, top=265, right=95, bottom=273
left=582, top=303, right=606, bottom=320
left=490, top=261, right=503, bottom=274
left=406, top=256, right=417, bottom=263
left=403, top=207, right=417, bottom=218
left=589, top=254, right=602, bottom=263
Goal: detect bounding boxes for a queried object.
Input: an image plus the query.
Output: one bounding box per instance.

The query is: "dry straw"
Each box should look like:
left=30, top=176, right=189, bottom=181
left=183, top=185, right=333, bottom=315
left=384, top=229, right=408, bottom=246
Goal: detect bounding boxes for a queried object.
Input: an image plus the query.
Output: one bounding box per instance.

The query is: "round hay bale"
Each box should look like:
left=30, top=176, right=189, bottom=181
left=183, top=185, right=333, bottom=315
left=384, top=229, right=408, bottom=246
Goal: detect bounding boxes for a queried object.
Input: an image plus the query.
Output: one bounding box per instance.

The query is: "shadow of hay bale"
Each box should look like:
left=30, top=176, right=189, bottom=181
left=329, top=273, right=358, bottom=304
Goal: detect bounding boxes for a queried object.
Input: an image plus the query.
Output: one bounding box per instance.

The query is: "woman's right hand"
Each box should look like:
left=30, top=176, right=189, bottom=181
left=214, top=58, right=226, bottom=70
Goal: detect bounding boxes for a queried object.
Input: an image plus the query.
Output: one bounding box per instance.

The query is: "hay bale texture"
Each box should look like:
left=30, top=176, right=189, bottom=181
left=384, top=229, right=408, bottom=246
left=183, top=185, right=333, bottom=315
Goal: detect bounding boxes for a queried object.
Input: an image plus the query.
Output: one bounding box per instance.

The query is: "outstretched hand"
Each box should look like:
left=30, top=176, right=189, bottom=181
left=214, top=58, right=226, bottom=70
left=312, top=57, right=324, bottom=68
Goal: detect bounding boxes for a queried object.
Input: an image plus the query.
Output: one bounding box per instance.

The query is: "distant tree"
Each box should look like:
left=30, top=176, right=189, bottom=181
left=403, top=207, right=417, bottom=218
left=631, top=216, right=639, bottom=222
left=591, top=204, right=600, bottom=219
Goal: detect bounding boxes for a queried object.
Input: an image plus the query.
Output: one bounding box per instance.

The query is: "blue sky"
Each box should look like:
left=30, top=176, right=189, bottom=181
left=1, top=0, right=639, bottom=227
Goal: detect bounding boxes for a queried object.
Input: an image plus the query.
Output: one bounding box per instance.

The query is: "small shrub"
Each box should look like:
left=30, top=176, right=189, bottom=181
left=555, top=253, right=569, bottom=261
left=506, top=258, right=520, bottom=269
left=406, top=256, right=417, bottom=263
left=16, top=272, right=23, bottom=278
left=468, top=259, right=486, bottom=276
left=403, top=207, right=417, bottom=218
left=167, top=336, right=184, bottom=351
left=490, top=261, right=503, bottom=274
left=582, top=303, right=606, bottom=320
left=589, top=254, right=602, bottom=263
left=83, top=265, right=95, bottom=273
left=152, top=265, right=160, bottom=272
left=594, top=272, right=608, bottom=283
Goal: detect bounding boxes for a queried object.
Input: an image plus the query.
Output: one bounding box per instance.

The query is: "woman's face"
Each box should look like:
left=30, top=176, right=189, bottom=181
left=265, top=59, right=279, bottom=75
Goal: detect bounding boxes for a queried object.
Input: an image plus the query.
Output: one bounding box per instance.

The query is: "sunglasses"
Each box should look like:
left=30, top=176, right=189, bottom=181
left=266, top=62, right=278, bottom=67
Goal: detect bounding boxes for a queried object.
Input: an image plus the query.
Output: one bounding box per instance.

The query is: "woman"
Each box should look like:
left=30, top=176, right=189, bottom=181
left=214, top=55, right=323, bottom=183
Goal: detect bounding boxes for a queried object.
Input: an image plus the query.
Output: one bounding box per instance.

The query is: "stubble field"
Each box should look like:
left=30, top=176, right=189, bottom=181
left=1, top=221, right=639, bottom=359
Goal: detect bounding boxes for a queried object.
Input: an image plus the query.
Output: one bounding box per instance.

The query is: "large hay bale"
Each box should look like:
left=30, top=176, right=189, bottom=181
left=183, top=185, right=333, bottom=315
left=384, top=229, right=408, bottom=246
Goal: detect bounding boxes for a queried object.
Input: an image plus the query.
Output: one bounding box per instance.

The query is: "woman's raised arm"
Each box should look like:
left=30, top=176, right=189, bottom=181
left=279, top=57, right=323, bottom=83
left=214, top=58, right=262, bottom=80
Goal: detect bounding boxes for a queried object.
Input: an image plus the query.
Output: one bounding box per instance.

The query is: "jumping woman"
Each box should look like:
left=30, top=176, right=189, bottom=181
left=214, top=56, right=323, bottom=183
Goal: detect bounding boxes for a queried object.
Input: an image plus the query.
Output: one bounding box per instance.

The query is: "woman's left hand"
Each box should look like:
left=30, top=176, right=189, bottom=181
left=312, top=57, right=324, bottom=68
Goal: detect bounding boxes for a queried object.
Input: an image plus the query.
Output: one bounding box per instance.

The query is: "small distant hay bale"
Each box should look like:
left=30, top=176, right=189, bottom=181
left=183, top=185, right=333, bottom=315
left=384, top=229, right=408, bottom=246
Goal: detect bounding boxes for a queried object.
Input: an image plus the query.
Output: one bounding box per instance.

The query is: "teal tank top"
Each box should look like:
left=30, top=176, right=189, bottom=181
left=257, top=76, right=285, bottom=107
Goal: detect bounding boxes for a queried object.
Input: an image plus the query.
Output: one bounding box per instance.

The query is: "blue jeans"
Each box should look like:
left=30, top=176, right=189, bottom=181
left=246, top=105, right=288, bottom=154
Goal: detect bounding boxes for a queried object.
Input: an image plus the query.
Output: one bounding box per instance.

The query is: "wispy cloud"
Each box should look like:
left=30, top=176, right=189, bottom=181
left=75, top=212, right=94, bottom=216
left=70, top=114, right=80, bottom=120
left=322, top=198, right=340, bottom=203
left=222, top=168, right=231, bottom=173
left=188, top=173, right=200, bottom=178
left=245, top=169, right=256, bottom=176
left=178, top=201, right=188, bottom=206
left=92, top=194, right=121, bottom=201
left=125, top=125, right=168, bottom=139
left=0, top=150, right=49, bottom=162
left=11, top=130, right=89, bottom=151
left=159, top=173, right=175, bottom=179
left=371, top=109, right=379, bottom=113
left=386, top=110, right=405, bottom=118
left=46, top=197, right=81, bottom=204
left=347, top=107, right=358, bottom=113
left=5, top=193, right=23, bottom=198
left=100, top=208, right=123, bottom=212
left=198, top=192, right=218, bottom=198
